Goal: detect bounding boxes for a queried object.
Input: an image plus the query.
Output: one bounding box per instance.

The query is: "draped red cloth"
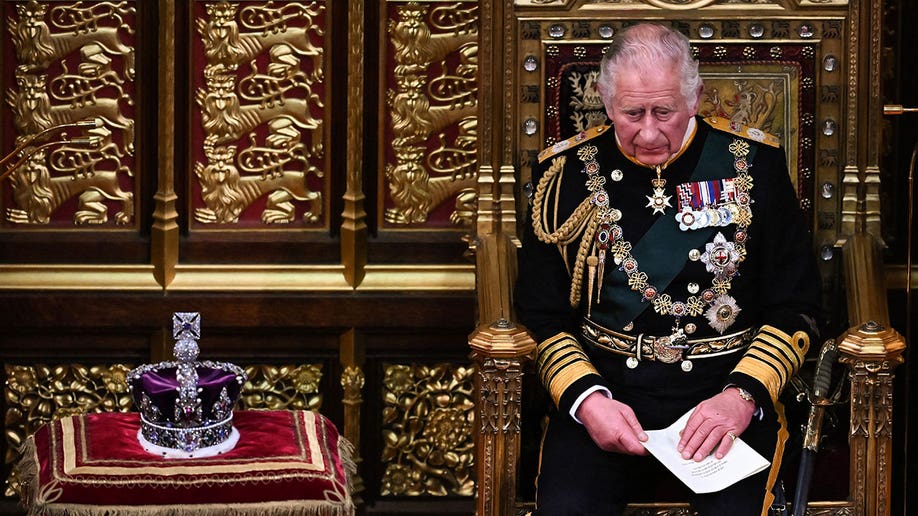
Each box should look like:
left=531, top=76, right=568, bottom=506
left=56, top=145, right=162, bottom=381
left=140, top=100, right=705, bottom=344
left=19, top=410, right=354, bottom=515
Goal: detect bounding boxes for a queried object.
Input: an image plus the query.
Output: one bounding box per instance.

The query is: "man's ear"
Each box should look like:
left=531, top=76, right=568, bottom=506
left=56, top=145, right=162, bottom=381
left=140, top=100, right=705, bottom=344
left=689, top=84, right=704, bottom=114
left=600, top=93, right=617, bottom=123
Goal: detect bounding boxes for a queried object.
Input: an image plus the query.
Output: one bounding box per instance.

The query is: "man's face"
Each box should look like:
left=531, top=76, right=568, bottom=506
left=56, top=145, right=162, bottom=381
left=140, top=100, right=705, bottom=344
left=605, top=62, right=699, bottom=166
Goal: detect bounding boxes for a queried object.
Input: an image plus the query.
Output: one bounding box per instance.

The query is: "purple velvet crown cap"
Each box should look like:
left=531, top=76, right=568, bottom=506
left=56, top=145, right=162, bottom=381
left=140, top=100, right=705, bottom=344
left=127, top=313, right=247, bottom=454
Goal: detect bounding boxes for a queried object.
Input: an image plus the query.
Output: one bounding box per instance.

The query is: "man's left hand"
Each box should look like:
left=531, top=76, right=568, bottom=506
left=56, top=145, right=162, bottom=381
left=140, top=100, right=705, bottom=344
left=676, top=387, right=756, bottom=461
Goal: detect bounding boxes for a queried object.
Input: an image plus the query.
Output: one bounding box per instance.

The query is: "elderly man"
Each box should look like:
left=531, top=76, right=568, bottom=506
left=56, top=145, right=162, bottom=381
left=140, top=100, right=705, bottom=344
left=516, top=23, right=821, bottom=515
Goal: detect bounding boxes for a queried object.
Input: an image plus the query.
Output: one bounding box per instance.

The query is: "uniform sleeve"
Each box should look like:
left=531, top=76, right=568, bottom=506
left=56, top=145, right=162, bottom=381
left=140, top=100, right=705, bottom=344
left=727, top=144, right=823, bottom=407
left=515, top=161, right=611, bottom=416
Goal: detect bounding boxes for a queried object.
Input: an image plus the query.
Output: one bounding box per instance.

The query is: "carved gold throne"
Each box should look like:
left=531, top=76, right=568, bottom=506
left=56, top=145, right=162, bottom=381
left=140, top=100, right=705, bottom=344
left=470, top=1, right=905, bottom=516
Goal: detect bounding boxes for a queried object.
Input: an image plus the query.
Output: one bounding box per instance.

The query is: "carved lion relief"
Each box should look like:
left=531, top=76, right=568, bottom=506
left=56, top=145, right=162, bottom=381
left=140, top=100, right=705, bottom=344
left=193, top=1, right=325, bottom=226
left=3, top=0, right=136, bottom=226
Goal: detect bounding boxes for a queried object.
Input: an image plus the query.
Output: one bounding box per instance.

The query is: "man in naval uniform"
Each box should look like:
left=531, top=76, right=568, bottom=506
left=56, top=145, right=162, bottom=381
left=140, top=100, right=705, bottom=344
left=516, top=23, right=821, bottom=516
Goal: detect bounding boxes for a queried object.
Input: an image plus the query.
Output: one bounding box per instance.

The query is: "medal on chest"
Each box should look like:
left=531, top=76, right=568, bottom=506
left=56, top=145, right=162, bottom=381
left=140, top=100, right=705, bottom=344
left=645, top=166, right=673, bottom=215
left=578, top=138, right=755, bottom=340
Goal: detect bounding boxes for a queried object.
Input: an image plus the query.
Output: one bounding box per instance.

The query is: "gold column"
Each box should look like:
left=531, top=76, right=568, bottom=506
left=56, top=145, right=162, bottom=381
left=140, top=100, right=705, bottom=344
left=837, top=1, right=905, bottom=514
left=343, top=0, right=367, bottom=287
left=841, top=0, right=886, bottom=244
left=152, top=0, right=178, bottom=288
left=472, top=1, right=531, bottom=513
left=838, top=321, right=905, bottom=516
left=340, top=329, right=365, bottom=501
left=474, top=0, right=520, bottom=324
left=469, top=320, right=536, bottom=516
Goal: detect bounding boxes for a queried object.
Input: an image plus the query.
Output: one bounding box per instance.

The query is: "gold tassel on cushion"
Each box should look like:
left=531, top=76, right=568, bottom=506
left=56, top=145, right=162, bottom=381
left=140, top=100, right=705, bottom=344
left=12, top=435, right=38, bottom=506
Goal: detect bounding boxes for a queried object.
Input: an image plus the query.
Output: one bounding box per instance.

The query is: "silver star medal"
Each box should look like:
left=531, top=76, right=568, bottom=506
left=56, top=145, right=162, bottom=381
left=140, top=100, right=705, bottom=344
left=706, top=294, right=742, bottom=334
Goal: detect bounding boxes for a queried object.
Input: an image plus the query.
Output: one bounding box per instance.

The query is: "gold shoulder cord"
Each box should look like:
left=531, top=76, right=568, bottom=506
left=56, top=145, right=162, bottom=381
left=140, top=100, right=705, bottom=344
left=530, top=155, right=600, bottom=308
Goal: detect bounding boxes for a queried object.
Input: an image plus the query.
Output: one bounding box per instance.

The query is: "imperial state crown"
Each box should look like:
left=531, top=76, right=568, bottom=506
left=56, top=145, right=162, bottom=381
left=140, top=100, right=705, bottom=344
left=127, top=312, right=247, bottom=457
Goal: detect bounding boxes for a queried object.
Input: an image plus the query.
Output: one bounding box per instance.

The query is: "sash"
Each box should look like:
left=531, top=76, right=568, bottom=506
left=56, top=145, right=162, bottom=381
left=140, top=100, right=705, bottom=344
left=592, top=131, right=757, bottom=330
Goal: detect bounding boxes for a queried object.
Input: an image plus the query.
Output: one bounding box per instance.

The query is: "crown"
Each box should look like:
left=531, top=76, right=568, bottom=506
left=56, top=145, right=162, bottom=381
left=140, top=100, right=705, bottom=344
left=127, top=312, right=247, bottom=457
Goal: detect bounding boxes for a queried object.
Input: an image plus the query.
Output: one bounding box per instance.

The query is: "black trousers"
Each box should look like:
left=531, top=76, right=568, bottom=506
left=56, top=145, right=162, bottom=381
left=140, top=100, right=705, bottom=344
left=534, top=351, right=786, bottom=516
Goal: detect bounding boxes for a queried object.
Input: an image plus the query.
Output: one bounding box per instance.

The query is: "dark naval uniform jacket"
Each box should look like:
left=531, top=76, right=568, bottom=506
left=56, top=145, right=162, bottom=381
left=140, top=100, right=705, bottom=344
left=516, top=116, right=821, bottom=426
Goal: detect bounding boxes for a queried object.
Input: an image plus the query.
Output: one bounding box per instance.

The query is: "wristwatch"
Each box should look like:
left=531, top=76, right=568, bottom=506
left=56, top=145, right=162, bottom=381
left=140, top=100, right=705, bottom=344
left=734, top=387, right=755, bottom=404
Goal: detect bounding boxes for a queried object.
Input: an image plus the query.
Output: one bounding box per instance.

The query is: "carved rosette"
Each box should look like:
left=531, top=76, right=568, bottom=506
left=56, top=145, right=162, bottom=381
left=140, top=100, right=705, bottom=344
left=192, top=1, right=326, bottom=227
left=341, top=364, right=365, bottom=406
left=3, top=0, right=137, bottom=226
left=380, top=363, right=475, bottom=496
left=4, top=363, right=134, bottom=496
left=238, top=364, right=323, bottom=411
left=383, top=1, right=479, bottom=226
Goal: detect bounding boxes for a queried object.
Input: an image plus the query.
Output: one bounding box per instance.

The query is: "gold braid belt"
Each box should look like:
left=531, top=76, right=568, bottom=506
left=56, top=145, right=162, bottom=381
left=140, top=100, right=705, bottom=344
left=581, top=317, right=754, bottom=364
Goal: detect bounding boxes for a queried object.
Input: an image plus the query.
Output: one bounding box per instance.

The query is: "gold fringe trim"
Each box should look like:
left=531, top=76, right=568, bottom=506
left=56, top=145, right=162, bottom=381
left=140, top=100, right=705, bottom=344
left=28, top=500, right=354, bottom=516
left=14, top=435, right=38, bottom=509
left=337, top=435, right=357, bottom=498
left=19, top=432, right=360, bottom=516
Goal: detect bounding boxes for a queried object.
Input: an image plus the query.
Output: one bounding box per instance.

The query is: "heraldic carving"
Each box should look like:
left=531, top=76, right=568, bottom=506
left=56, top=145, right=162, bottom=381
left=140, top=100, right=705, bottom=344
left=385, top=2, right=478, bottom=226
left=4, top=0, right=136, bottom=226
left=194, top=1, right=325, bottom=225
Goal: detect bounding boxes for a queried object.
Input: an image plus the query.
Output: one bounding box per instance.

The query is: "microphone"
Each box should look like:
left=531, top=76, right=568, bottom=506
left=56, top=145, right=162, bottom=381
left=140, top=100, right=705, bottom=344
left=0, top=119, right=103, bottom=183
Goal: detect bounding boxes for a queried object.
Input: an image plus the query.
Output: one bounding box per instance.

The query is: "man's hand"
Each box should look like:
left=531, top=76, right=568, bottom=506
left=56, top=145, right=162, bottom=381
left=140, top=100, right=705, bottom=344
left=575, top=391, right=648, bottom=455
left=677, top=387, right=757, bottom=461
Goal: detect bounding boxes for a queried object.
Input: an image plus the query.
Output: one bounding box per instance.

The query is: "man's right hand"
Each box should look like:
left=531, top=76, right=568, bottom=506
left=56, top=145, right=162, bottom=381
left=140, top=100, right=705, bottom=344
left=575, top=391, right=649, bottom=455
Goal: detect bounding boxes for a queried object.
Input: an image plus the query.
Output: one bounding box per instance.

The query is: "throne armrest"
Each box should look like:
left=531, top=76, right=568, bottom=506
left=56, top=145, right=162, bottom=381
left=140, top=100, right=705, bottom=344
left=469, top=320, right=536, bottom=516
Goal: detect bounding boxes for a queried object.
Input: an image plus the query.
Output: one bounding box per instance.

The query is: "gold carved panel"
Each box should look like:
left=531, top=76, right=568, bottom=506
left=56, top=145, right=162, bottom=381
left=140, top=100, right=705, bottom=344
left=2, top=0, right=137, bottom=227
left=191, top=1, right=327, bottom=227
left=3, top=363, right=134, bottom=496
left=382, top=1, right=479, bottom=227
left=380, top=363, right=475, bottom=496
left=239, top=363, right=323, bottom=411
left=697, top=63, right=800, bottom=190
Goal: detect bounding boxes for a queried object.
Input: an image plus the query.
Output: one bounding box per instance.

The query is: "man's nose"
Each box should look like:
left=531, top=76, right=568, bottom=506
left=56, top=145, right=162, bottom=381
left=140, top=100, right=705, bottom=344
left=637, top=118, right=662, bottom=141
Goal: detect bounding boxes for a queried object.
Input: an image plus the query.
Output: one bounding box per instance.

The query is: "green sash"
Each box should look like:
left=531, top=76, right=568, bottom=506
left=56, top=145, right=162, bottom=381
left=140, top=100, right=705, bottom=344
left=592, top=131, right=757, bottom=330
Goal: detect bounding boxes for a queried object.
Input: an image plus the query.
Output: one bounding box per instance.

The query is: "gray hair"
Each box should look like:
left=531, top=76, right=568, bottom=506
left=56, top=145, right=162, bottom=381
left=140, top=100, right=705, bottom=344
left=597, top=24, right=702, bottom=108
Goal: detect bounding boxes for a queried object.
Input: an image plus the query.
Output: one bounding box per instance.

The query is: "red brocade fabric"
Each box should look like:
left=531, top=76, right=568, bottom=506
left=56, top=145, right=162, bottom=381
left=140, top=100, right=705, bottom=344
left=19, top=410, right=354, bottom=515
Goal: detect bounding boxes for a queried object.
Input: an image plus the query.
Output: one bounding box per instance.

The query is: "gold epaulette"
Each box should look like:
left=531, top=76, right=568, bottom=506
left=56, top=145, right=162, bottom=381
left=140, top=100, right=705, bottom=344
left=537, top=125, right=610, bottom=163
left=703, top=116, right=781, bottom=148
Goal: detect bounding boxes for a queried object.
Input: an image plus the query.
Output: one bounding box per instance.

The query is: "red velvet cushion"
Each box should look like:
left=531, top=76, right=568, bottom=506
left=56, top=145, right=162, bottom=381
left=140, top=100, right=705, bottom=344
left=19, top=410, right=354, bottom=515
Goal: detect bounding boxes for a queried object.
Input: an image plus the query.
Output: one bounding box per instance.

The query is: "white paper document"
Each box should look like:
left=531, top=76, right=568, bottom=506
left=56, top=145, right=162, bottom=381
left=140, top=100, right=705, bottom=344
left=641, top=410, right=771, bottom=494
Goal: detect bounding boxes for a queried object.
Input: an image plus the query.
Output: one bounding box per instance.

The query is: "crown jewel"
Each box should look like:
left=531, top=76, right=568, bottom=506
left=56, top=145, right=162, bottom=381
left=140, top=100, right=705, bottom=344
left=128, top=312, right=247, bottom=457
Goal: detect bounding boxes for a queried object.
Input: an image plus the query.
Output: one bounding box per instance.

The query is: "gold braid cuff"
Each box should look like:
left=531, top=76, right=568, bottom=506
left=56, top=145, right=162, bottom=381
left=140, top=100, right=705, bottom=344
left=537, top=332, right=599, bottom=407
left=530, top=155, right=599, bottom=308
left=731, top=325, right=810, bottom=404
